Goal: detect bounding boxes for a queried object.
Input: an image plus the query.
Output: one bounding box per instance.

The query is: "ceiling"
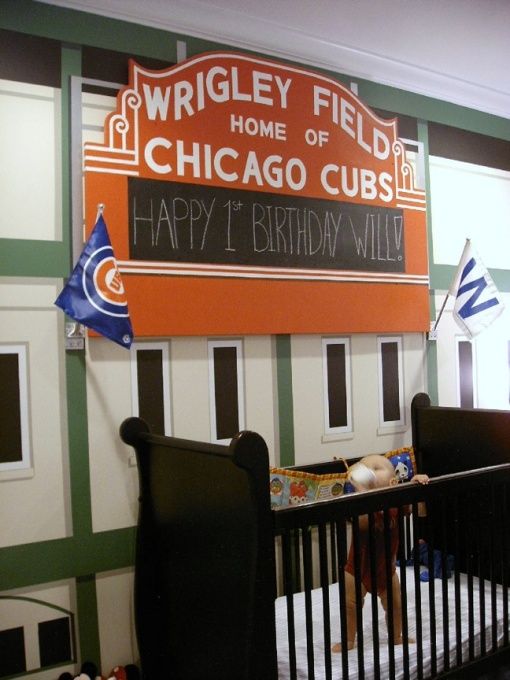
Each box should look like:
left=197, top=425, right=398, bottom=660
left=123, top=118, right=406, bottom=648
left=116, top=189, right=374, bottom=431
left=38, top=0, right=510, bottom=120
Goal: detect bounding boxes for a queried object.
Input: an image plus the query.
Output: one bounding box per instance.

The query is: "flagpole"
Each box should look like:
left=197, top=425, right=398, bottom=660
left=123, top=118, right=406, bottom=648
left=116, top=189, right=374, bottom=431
left=432, top=293, right=449, bottom=332
left=432, top=238, right=470, bottom=334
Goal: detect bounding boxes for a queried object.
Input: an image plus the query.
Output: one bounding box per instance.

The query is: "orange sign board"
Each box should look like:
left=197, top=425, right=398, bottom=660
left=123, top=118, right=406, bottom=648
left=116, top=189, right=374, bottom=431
left=84, top=52, right=429, bottom=336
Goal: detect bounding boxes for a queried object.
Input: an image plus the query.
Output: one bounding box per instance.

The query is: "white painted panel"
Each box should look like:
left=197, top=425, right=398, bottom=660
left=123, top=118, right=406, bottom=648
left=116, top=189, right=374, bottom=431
left=292, top=333, right=425, bottom=466
left=87, top=338, right=138, bottom=533
left=96, top=568, right=139, bottom=673
left=0, top=280, right=70, bottom=547
left=474, top=298, right=510, bottom=410
left=0, top=80, right=61, bottom=241
left=430, top=157, right=510, bottom=268
left=290, top=335, right=325, bottom=466
left=434, top=291, right=510, bottom=410
left=171, top=337, right=210, bottom=442
left=244, top=335, right=277, bottom=465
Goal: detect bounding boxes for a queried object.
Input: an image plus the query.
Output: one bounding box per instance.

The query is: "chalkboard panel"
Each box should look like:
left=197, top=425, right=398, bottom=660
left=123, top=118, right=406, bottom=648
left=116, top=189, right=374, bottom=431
left=128, top=177, right=405, bottom=273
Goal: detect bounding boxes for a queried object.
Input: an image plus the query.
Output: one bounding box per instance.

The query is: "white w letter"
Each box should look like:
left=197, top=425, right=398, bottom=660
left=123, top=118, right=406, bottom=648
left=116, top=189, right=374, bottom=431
left=143, top=84, right=171, bottom=121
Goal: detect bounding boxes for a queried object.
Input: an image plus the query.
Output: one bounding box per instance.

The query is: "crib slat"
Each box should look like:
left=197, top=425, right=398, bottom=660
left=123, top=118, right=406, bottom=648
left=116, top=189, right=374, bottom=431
left=383, top=508, right=396, bottom=680
left=318, top=522, right=332, bottom=680
left=328, top=520, right=337, bottom=585
left=411, top=506, right=424, bottom=680
left=302, top=526, right=315, bottom=679
left=478, top=505, right=487, bottom=657
left=281, top=530, right=297, bottom=680
left=502, top=485, right=509, bottom=647
left=467, top=537, right=475, bottom=662
left=334, top=519, right=350, bottom=680
left=397, top=507, right=410, bottom=680
left=452, top=494, right=463, bottom=668
left=427, top=521, right=437, bottom=676
left=440, top=495, right=450, bottom=673
left=351, top=516, right=366, bottom=679
left=367, top=512, right=381, bottom=679
left=490, top=483, right=498, bottom=654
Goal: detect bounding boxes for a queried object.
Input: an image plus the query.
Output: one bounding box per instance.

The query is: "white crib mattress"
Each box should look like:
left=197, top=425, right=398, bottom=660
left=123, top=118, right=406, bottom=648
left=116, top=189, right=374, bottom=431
left=275, top=567, right=509, bottom=679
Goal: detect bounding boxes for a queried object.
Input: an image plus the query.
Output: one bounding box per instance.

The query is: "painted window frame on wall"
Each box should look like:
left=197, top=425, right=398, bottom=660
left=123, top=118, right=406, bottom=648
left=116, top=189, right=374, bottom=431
left=208, top=338, right=245, bottom=445
left=321, top=336, right=353, bottom=438
left=377, top=335, right=405, bottom=430
left=130, top=341, right=172, bottom=436
left=456, top=336, right=477, bottom=408
left=0, top=344, right=31, bottom=473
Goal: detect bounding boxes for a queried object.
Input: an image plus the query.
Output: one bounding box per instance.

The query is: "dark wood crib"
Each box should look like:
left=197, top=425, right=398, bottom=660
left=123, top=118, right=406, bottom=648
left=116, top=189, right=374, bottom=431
left=120, top=393, right=510, bottom=679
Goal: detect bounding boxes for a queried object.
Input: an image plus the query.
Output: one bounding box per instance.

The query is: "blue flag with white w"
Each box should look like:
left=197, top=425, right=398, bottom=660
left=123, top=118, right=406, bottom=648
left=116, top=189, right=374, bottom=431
left=55, top=214, right=134, bottom=348
left=449, top=239, right=504, bottom=338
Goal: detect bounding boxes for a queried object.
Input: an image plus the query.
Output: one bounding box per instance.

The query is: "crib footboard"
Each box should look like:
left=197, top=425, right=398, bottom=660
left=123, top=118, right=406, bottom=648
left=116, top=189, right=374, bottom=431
left=120, top=418, right=278, bottom=680
left=273, top=466, right=510, bottom=680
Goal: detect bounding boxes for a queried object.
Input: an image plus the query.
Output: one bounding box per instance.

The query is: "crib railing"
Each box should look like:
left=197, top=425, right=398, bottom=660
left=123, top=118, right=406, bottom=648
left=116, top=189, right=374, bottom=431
left=273, top=464, right=510, bottom=680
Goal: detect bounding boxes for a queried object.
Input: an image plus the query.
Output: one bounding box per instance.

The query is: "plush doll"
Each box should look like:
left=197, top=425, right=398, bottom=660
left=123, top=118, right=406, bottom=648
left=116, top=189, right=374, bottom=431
left=68, top=660, right=105, bottom=680
left=107, top=665, right=140, bottom=680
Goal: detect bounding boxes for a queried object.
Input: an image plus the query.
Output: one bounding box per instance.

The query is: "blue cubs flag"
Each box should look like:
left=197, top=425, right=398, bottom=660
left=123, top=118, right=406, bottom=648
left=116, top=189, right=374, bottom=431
left=55, top=215, right=134, bottom=348
left=449, top=239, right=504, bottom=338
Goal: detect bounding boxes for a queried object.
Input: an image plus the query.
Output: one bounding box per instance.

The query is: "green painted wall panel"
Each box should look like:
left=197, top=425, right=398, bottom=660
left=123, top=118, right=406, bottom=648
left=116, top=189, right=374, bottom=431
left=0, top=240, right=69, bottom=277
left=76, top=575, right=101, bottom=668
left=276, top=335, right=295, bottom=467
left=0, top=528, right=136, bottom=591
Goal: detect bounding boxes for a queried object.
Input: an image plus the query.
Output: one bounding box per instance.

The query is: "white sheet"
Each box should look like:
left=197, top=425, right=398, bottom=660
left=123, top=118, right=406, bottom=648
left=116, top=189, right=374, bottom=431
left=275, top=568, right=509, bottom=679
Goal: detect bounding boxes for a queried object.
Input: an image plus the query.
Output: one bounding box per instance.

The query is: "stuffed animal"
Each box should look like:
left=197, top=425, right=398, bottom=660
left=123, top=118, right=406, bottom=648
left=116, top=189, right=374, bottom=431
left=73, top=661, right=99, bottom=680
left=62, top=661, right=140, bottom=680
left=107, top=665, right=140, bottom=680
left=394, top=460, right=409, bottom=481
left=403, top=540, right=454, bottom=581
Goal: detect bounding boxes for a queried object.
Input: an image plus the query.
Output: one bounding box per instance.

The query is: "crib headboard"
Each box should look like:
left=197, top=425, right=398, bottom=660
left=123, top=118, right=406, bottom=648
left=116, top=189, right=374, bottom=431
left=120, top=418, right=278, bottom=680
left=411, top=393, right=510, bottom=581
left=411, top=392, right=510, bottom=476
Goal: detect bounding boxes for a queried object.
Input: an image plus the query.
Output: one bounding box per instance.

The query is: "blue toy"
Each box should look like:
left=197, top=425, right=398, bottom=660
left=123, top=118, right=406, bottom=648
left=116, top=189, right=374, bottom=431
left=403, top=540, right=454, bottom=581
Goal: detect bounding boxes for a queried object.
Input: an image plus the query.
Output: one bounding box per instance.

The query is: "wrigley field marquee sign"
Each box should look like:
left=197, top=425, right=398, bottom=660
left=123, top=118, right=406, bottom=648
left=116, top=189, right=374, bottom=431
left=83, top=52, right=429, bottom=336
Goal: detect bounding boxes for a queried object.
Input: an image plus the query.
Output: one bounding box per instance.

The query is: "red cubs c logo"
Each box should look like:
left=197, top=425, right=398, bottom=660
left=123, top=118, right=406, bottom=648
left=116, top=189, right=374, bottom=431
left=93, top=257, right=127, bottom=306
